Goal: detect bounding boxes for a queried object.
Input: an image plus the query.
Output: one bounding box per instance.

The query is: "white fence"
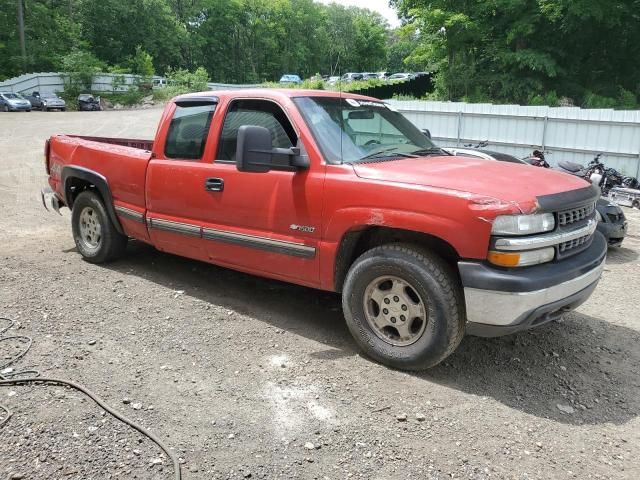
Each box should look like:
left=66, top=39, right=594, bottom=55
left=0, top=72, right=145, bottom=96
left=387, top=100, right=640, bottom=178
left=0, top=72, right=262, bottom=96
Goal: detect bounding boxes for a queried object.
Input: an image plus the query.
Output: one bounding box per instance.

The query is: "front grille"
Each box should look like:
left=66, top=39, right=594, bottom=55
left=558, top=203, right=595, bottom=227
left=558, top=234, right=591, bottom=254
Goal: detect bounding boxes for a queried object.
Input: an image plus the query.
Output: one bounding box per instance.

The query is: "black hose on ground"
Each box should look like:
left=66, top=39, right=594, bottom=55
left=0, top=317, right=181, bottom=480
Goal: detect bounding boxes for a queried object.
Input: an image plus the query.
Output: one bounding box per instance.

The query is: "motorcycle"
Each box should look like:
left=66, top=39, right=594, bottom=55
left=622, top=176, right=640, bottom=189
left=556, top=154, right=625, bottom=195
left=523, top=150, right=551, bottom=168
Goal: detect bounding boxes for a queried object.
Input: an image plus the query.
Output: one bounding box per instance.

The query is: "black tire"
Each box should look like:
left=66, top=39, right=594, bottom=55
left=71, top=190, right=127, bottom=263
left=26, top=109, right=31, bottom=112
left=1, top=105, right=8, bottom=112
left=342, top=243, right=465, bottom=370
left=633, top=200, right=640, bottom=210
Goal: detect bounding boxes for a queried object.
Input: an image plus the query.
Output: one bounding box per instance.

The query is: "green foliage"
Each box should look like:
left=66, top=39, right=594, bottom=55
left=130, top=46, right=155, bottom=77
left=584, top=89, right=638, bottom=110
left=529, top=91, right=560, bottom=107
left=60, top=49, right=105, bottom=95
left=152, top=67, right=210, bottom=101
left=2, top=0, right=638, bottom=110
left=394, top=0, right=640, bottom=109
left=166, top=67, right=209, bottom=90
left=2, top=0, right=389, bottom=90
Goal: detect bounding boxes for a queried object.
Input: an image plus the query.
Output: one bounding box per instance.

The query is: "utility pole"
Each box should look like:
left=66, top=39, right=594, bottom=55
left=17, top=0, right=26, bottom=70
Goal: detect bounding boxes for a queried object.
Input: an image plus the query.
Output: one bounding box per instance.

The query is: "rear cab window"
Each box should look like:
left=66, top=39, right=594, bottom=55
left=164, top=103, right=216, bottom=160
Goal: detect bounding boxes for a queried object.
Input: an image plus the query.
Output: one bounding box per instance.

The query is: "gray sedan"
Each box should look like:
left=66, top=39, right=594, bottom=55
left=24, top=91, right=66, bottom=111
left=0, top=92, right=32, bottom=112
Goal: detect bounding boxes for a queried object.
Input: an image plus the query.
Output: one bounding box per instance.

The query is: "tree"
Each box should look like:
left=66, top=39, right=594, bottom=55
left=393, top=0, right=640, bottom=107
left=130, top=46, right=155, bottom=77
left=60, top=49, right=105, bottom=93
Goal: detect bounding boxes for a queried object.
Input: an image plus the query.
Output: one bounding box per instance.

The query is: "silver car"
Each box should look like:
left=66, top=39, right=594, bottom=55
left=0, top=92, right=32, bottom=112
left=38, top=93, right=67, bottom=112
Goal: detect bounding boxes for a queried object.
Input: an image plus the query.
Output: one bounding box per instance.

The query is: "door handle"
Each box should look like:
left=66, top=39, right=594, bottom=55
left=204, top=177, right=224, bottom=192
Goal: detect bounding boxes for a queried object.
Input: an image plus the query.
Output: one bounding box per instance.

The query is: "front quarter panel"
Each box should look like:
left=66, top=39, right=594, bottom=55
left=318, top=164, right=511, bottom=289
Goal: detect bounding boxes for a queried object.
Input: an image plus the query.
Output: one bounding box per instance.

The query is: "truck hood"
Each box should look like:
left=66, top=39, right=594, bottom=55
left=352, top=156, right=591, bottom=211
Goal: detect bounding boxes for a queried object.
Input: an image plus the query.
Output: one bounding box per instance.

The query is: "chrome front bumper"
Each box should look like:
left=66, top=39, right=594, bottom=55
left=460, top=230, right=607, bottom=337
left=464, top=259, right=604, bottom=328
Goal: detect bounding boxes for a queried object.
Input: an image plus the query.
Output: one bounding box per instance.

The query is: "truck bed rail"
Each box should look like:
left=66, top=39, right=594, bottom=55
left=68, top=135, right=153, bottom=151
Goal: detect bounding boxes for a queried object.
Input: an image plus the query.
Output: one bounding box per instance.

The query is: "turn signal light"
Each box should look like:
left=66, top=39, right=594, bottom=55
left=487, top=251, right=521, bottom=267
left=488, top=247, right=555, bottom=267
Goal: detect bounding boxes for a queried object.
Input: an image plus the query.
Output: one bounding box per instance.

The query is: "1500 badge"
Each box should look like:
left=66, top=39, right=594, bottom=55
left=290, top=224, right=315, bottom=233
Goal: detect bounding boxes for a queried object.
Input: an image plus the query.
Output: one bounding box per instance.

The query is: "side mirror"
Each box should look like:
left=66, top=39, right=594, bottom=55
left=422, top=129, right=432, bottom=139
left=236, top=125, right=309, bottom=173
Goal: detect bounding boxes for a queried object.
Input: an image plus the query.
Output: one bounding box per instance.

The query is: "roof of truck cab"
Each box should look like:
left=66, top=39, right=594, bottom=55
left=174, top=88, right=382, bottom=103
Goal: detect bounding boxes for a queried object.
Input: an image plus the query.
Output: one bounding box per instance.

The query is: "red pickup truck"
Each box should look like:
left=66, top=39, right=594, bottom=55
left=42, top=89, right=606, bottom=370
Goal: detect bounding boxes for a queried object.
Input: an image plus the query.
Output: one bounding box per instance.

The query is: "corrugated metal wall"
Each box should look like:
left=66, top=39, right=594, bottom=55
left=0, top=72, right=144, bottom=95
left=0, top=72, right=261, bottom=95
left=387, top=100, right=640, bottom=178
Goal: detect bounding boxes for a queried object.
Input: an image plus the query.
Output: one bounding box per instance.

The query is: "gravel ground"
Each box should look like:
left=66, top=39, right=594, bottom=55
left=1, top=109, right=639, bottom=480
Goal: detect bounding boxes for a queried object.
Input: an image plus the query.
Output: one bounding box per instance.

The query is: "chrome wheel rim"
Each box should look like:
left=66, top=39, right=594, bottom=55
left=363, top=275, right=428, bottom=347
left=78, top=207, right=102, bottom=250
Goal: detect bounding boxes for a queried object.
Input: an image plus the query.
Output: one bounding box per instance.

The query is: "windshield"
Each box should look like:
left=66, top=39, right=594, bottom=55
left=293, top=96, right=438, bottom=164
left=3, top=93, right=19, bottom=99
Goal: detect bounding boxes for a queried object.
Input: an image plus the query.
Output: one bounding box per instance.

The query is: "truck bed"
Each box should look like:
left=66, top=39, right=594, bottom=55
left=67, top=135, right=153, bottom=151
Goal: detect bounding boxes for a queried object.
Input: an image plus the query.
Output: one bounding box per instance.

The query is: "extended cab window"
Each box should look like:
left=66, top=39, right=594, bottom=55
left=165, top=104, right=216, bottom=160
left=217, top=100, right=296, bottom=162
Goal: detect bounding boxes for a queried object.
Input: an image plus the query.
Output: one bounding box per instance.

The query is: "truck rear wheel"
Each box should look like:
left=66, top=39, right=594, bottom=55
left=342, top=243, right=465, bottom=370
left=71, top=190, right=127, bottom=263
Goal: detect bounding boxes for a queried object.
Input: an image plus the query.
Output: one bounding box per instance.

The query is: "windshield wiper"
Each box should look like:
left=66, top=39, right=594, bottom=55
left=410, top=147, right=451, bottom=156
left=358, top=147, right=419, bottom=161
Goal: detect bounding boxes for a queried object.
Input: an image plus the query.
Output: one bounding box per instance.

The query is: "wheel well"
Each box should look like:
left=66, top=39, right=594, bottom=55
left=65, top=177, right=99, bottom=208
left=334, top=227, right=460, bottom=292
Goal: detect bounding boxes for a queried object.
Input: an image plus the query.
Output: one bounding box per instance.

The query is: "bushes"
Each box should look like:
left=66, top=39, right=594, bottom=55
left=583, top=88, right=638, bottom=110
left=529, top=91, right=560, bottom=107
left=152, top=67, right=210, bottom=102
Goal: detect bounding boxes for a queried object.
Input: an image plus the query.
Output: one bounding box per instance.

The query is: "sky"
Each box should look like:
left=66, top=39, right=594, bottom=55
left=317, top=0, right=401, bottom=27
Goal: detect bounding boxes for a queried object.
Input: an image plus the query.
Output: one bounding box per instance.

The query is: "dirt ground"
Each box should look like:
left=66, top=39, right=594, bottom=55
left=1, top=108, right=639, bottom=480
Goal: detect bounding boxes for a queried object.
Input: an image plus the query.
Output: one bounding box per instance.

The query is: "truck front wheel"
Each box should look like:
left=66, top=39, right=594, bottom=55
left=71, top=190, right=127, bottom=263
left=342, top=244, right=465, bottom=370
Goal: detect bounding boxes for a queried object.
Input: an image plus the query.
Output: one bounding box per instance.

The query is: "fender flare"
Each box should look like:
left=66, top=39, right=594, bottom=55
left=61, top=165, right=124, bottom=235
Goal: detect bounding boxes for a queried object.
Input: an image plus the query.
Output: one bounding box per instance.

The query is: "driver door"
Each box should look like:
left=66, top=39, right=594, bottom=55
left=199, top=98, right=325, bottom=286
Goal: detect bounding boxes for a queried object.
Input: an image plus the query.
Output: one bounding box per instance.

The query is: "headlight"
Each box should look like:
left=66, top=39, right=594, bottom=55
left=488, top=247, right=555, bottom=267
left=491, top=213, right=555, bottom=236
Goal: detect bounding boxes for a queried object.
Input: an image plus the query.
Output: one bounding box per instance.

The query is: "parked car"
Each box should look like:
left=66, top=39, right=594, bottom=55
left=377, top=71, right=389, bottom=80
left=279, top=74, right=302, bottom=84
left=340, top=72, right=363, bottom=82
left=326, top=76, right=340, bottom=85
left=31, top=92, right=66, bottom=111
left=446, top=147, right=627, bottom=247
left=152, top=77, right=168, bottom=89
left=388, top=73, right=414, bottom=81
left=361, top=72, right=379, bottom=80
left=41, top=89, right=606, bottom=371
left=0, top=92, right=31, bottom=112
left=78, top=94, right=101, bottom=111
